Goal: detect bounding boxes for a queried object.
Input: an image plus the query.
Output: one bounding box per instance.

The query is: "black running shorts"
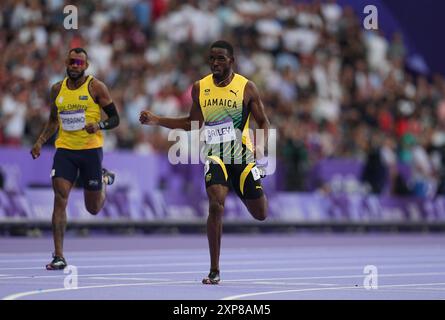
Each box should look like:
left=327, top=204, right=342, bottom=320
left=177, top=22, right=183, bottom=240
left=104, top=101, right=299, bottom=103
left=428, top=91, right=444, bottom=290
left=204, top=156, right=264, bottom=200
left=51, top=148, right=103, bottom=191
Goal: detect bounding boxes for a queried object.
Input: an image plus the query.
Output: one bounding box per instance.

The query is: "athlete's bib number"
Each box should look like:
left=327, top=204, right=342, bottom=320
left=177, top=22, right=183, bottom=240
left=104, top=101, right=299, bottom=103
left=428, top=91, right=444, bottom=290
left=205, top=119, right=236, bottom=144
left=60, top=110, right=86, bottom=131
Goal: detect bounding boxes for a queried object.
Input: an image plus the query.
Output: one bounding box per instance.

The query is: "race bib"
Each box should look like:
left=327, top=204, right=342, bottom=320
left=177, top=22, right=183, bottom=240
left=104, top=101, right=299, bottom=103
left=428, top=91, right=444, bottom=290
left=59, top=110, right=86, bottom=131
left=205, top=118, right=236, bottom=144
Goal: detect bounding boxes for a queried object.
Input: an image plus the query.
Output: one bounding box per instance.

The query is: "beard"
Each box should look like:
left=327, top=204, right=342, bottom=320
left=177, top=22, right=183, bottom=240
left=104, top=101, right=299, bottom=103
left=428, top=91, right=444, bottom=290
left=66, top=68, right=84, bottom=80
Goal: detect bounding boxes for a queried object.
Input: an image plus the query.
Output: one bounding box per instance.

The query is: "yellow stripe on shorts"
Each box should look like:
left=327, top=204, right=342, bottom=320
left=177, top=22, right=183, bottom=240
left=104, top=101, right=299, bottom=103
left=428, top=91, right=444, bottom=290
left=240, top=163, right=255, bottom=196
left=207, top=156, right=228, bottom=181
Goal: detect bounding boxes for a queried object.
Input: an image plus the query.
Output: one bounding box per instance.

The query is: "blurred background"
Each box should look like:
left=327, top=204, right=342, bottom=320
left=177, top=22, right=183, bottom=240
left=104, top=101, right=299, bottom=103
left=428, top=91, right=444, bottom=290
left=1, top=0, right=445, bottom=234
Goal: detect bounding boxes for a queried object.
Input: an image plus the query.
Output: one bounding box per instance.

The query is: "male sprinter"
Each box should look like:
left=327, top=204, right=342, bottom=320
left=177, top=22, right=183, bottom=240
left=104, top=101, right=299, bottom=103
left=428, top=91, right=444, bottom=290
left=140, top=40, right=270, bottom=284
left=31, top=48, right=120, bottom=270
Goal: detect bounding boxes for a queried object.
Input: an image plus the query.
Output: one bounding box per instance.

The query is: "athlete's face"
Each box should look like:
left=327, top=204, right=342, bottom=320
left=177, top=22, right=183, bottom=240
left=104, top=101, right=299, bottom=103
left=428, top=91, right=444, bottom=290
left=209, top=48, right=233, bottom=78
left=65, top=52, right=88, bottom=80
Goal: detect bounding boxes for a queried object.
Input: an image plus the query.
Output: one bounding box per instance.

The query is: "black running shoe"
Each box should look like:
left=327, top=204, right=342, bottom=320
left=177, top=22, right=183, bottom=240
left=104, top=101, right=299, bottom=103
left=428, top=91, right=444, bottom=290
left=46, top=254, right=67, bottom=270
left=102, top=168, right=115, bottom=185
left=202, top=269, right=220, bottom=285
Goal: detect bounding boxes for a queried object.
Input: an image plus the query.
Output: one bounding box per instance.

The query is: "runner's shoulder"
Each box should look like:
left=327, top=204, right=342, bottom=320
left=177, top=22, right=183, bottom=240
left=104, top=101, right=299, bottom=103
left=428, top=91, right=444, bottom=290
left=51, top=80, right=63, bottom=92
left=50, top=81, right=63, bottom=100
left=191, top=81, right=200, bottom=99
left=89, top=77, right=107, bottom=89
left=89, top=77, right=111, bottom=97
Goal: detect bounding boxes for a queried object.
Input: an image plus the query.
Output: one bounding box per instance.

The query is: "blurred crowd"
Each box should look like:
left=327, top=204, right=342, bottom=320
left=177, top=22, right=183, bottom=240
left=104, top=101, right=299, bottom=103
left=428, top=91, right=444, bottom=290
left=1, top=0, right=445, bottom=196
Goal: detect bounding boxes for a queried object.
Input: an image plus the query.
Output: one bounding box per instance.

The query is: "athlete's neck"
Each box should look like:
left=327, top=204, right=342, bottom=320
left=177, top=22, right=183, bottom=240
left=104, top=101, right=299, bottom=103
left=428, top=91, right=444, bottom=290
left=213, top=71, right=234, bottom=87
left=67, top=75, right=88, bottom=89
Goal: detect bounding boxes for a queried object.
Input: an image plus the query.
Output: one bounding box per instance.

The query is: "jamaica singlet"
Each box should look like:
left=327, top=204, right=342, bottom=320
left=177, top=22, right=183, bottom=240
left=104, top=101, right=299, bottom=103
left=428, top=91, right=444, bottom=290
left=199, top=73, right=254, bottom=164
left=54, top=75, right=103, bottom=150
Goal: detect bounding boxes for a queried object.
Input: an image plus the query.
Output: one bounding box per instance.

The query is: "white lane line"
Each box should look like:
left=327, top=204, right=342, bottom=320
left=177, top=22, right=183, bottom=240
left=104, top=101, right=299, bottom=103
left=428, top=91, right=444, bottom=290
left=6, top=279, right=444, bottom=301
left=0, top=246, right=444, bottom=259
left=9, top=281, right=441, bottom=301
left=0, top=254, right=210, bottom=263
left=252, top=282, right=337, bottom=286
left=0, top=258, right=373, bottom=270
left=88, top=277, right=171, bottom=281
left=3, top=275, right=445, bottom=300
left=2, top=260, right=445, bottom=272
left=388, top=287, right=445, bottom=291
left=2, top=253, right=445, bottom=264
left=222, top=285, right=359, bottom=300
left=222, top=282, right=445, bottom=300
left=0, top=260, right=265, bottom=271
left=0, top=268, right=445, bottom=283
left=2, top=280, right=196, bottom=300
left=222, top=272, right=445, bottom=282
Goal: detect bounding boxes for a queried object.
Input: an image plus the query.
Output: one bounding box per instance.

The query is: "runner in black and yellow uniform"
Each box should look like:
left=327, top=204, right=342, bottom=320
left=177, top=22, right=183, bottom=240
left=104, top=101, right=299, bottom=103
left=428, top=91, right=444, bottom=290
left=140, top=40, right=270, bottom=284
left=31, top=48, right=120, bottom=270
left=199, top=72, right=264, bottom=200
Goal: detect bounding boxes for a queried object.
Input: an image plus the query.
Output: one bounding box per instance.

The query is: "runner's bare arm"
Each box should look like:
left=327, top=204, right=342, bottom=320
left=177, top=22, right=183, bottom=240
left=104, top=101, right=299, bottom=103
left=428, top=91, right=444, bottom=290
left=84, top=79, right=120, bottom=133
left=245, top=81, right=270, bottom=158
left=31, top=83, right=61, bottom=159
left=139, top=82, right=203, bottom=131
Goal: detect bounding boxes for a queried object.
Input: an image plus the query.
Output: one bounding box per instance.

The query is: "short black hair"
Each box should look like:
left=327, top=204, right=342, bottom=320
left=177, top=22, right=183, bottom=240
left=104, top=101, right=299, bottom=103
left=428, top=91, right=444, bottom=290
left=68, top=47, right=88, bottom=59
left=210, top=40, right=233, bottom=57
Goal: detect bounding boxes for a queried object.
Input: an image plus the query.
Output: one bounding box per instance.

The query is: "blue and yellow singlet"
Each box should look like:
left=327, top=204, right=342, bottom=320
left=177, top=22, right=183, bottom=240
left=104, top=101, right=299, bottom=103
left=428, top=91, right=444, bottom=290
left=55, top=75, right=103, bottom=150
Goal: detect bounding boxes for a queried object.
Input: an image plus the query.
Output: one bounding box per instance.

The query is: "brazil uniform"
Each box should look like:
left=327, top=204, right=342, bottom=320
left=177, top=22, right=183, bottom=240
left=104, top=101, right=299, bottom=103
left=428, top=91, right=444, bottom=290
left=199, top=73, right=263, bottom=199
left=52, top=75, right=104, bottom=190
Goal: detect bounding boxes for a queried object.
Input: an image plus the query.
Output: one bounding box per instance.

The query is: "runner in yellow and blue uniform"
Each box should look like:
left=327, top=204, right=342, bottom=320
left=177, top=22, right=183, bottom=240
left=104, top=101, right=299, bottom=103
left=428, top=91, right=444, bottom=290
left=31, top=48, right=120, bottom=270
left=140, top=40, right=270, bottom=284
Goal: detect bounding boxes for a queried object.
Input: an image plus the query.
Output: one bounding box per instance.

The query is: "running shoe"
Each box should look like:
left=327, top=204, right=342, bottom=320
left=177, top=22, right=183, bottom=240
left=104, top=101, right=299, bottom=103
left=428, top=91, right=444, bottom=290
left=202, top=269, right=220, bottom=285
left=102, top=168, right=115, bottom=185
left=46, top=254, right=67, bottom=270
